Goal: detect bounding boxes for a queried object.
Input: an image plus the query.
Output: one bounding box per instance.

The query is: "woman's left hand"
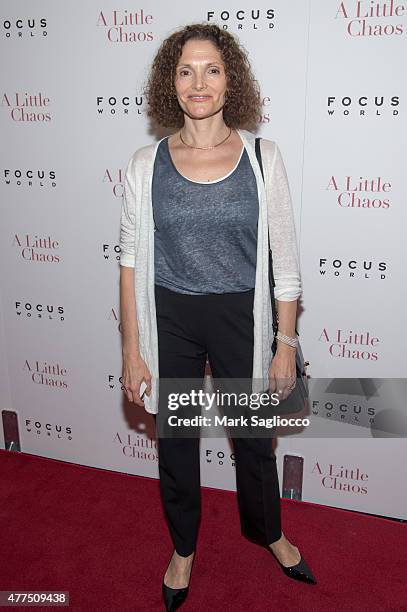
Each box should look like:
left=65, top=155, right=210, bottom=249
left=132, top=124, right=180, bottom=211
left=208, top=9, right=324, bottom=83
left=268, top=346, right=297, bottom=401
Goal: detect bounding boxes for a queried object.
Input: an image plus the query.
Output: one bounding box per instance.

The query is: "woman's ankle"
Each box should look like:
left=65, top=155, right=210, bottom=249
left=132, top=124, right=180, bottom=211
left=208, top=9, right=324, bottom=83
left=174, top=548, right=195, bottom=559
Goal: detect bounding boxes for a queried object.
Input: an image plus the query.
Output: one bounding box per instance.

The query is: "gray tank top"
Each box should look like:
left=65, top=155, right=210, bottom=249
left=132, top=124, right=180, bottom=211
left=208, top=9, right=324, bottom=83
left=152, top=137, right=259, bottom=295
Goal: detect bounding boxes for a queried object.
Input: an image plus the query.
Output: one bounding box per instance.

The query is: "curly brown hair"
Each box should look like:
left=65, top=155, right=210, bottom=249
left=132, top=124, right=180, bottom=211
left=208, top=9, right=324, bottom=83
left=144, top=23, right=262, bottom=130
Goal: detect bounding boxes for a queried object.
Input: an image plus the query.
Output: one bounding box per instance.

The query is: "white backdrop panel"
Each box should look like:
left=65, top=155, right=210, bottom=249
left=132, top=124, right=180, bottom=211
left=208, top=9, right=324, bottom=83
left=1, top=0, right=406, bottom=519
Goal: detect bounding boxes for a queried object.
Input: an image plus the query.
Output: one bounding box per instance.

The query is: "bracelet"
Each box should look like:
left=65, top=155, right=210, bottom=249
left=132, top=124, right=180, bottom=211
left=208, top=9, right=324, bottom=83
left=276, top=330, right=298, bottom=348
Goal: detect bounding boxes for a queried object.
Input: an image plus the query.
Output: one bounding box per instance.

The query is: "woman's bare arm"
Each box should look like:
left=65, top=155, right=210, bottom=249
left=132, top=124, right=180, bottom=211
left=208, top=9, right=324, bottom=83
left=120, top=265, right=152, bottom=406
left=120, top=265, right=140, bottom=357
left=275, top=299, right=297, bottom=342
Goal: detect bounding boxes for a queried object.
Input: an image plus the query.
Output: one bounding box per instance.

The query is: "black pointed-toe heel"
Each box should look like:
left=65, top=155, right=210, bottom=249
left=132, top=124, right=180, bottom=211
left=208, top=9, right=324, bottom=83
left=162, top=581, right=189, bottom=611
left=268, top=548, right=317, bottom=584
left=162, top=551, right=195, bottom=611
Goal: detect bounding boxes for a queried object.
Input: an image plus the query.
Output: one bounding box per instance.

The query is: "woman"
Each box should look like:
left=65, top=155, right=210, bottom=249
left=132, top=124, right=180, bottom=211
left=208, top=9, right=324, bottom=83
left=120, top=23, right=317, bottom=611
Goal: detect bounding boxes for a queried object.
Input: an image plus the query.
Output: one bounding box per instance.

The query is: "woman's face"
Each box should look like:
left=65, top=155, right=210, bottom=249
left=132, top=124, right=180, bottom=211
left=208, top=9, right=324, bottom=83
left=174, top=39, right=227, bottom=122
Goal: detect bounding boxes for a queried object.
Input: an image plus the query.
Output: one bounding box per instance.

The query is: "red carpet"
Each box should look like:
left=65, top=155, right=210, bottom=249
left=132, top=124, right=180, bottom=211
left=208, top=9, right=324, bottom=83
left=0, top=449, right=406, bottom=611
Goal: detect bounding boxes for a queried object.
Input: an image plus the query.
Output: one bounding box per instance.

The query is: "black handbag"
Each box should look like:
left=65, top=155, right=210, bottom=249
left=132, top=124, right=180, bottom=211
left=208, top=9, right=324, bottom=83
left=255, top=137, right=309, bottom=415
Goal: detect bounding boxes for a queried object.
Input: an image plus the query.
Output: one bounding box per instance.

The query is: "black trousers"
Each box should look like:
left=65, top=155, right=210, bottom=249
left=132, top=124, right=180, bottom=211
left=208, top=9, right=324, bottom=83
left=153, top=283, right=282, bottom=557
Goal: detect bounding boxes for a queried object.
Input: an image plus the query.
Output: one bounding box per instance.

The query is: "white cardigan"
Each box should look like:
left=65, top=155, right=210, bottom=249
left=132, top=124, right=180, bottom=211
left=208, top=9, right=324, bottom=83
left=119, top=128, right=301, bottom=414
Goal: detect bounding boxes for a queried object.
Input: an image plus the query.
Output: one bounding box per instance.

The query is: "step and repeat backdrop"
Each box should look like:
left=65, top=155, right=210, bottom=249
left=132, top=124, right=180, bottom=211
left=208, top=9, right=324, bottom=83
left=1, top=1, right=406, bottom=519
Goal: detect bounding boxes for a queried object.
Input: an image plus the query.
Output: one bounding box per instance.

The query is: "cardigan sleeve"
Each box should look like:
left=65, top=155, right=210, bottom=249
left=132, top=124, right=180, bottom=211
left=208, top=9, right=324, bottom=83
left=119, top=154, right=136, bottom=267
left=267, top=142, right=302, bottom=302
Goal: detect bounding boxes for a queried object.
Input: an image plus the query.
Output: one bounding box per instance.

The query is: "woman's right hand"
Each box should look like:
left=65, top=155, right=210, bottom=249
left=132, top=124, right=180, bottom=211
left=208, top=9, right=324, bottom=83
left=122, top=354, right=152, bottom=407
